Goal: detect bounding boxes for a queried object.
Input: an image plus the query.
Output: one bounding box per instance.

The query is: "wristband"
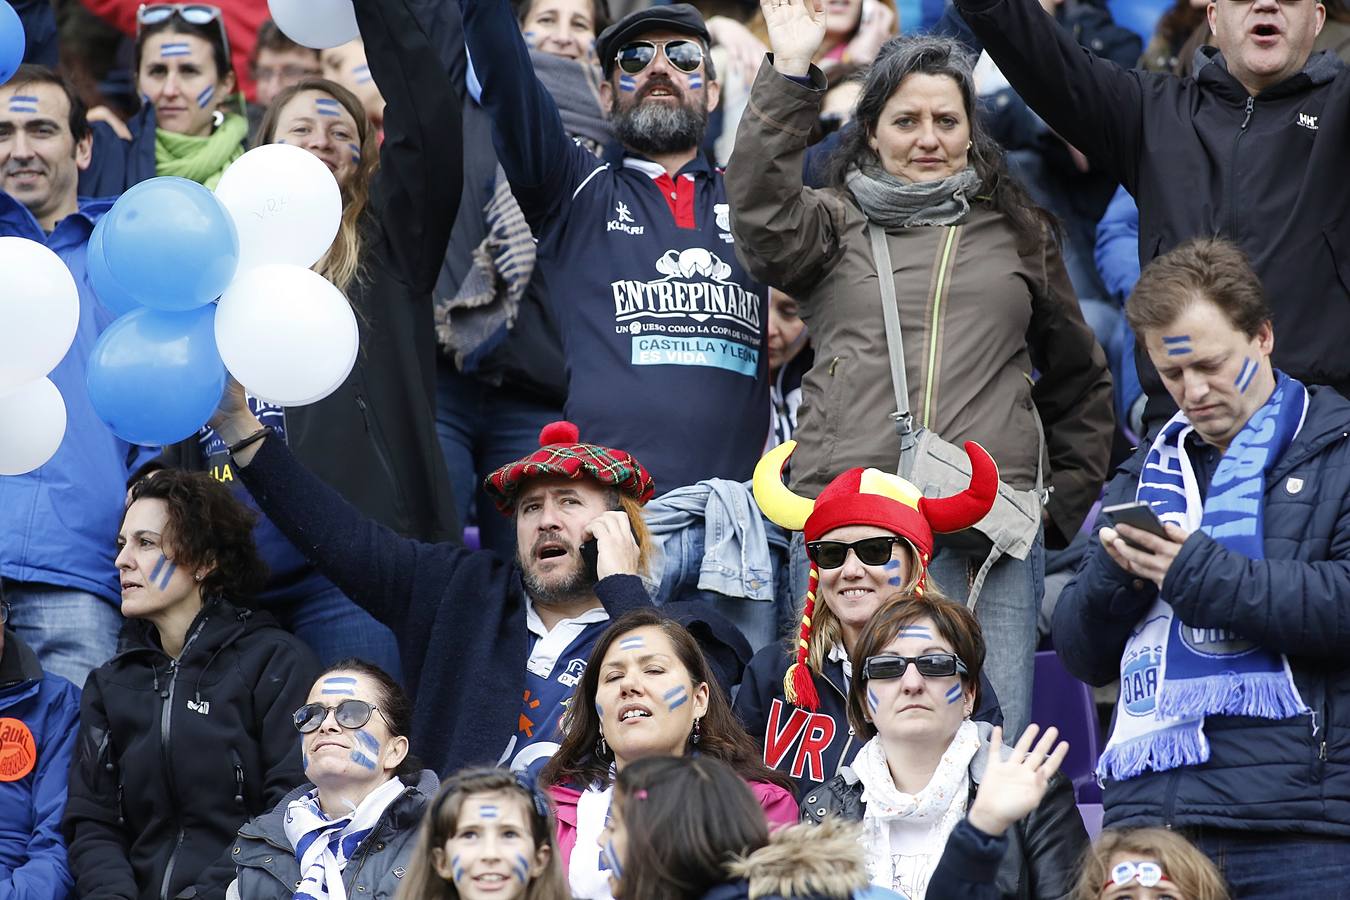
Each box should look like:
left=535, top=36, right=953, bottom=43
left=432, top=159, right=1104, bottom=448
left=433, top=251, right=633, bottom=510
left=227, top=425, right=273, bottom=455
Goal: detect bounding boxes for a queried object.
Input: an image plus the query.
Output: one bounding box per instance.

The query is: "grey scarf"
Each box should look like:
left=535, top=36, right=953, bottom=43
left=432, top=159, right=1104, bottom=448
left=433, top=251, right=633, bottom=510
left=845, top=164, right=983, bottom=228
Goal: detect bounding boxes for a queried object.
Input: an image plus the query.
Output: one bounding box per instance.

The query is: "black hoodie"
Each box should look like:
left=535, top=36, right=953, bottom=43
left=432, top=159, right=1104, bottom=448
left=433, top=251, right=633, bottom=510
left=63, top=600, right=319, bottom=900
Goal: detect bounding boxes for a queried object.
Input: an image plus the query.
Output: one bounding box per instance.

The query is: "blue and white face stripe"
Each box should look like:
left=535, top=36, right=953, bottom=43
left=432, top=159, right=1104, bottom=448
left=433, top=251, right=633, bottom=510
left=352, top=64, right=373, bottom=85
left=1161, top=334, right=1193, bottom=356
left=944, top=684, right=963, bottom=705
left=7, top=95, right=38, bottom=114
left=478, top=804, right=499, bottom=819
left=896, top=625, right=933, bottom=641
left=348, top=142, right=362, bottom=166
left=512, top=853, right=531, bottom=884
left=618, top=635, right=645, bottom=652
left=349, top=729, right=380, bottom=769
left=618, top=73, right=637, bottom=92
left=195, top=85, right=215, bottom=109
left=867, top=686, right=880, bottom=714
left=1234, top=356, right=1258, bottom=393
left=686, top=72, right=703, bottom=90
left=320, top=676, right=357, bottom=696
left=884, top=559, right=903, bottom=586
left=314, top=97, right=343, bottom=117
left=148, top=553, right=177, bottom=591
left=159, top=42, right=193, bottom=58
left=662, top=685, right=688, bottom=711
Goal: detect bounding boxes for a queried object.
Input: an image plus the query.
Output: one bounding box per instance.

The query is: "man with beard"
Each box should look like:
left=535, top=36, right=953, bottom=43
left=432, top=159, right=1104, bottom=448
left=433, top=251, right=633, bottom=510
left=458, top=0, right=771, bottom=496
left=208, top=402, right=749, bottom=776
left=0, top=66, right=157, bottom=688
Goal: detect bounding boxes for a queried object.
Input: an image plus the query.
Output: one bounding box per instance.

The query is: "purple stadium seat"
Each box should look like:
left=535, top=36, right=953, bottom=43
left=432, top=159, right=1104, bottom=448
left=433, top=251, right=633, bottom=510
left=1032, top=650, right=1103, bottom=804
left=1078, top=803, right=1105, bottom=840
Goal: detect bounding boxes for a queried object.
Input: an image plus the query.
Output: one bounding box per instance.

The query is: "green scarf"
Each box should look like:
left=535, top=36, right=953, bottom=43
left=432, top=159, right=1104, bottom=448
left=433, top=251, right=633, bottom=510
left=155, top=114, right=248, bottom=189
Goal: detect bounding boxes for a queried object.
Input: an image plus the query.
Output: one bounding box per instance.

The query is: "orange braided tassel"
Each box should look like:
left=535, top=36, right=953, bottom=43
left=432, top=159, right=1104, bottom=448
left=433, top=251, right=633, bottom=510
left=783, top=565, right=821, bottom=710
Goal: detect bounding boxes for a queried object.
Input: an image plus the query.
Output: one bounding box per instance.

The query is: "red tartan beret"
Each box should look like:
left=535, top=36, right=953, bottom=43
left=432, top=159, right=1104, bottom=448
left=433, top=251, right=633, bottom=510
left=483, top=421, right=656, bottom=515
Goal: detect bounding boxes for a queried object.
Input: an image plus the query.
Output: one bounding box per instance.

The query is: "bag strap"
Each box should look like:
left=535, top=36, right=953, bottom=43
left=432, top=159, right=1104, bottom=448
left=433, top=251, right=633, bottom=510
left=867, top=223, right=916, bottom=463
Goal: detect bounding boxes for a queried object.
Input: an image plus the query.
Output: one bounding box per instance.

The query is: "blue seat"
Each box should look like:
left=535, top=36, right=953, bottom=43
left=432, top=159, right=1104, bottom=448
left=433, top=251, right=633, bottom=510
left=1031, top=650, right=1103, bottom=803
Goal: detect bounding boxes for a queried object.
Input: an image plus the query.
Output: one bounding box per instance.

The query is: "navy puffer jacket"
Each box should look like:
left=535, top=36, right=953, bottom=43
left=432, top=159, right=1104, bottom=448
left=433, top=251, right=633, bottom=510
left=1053, top=384, right=1350, bottom=835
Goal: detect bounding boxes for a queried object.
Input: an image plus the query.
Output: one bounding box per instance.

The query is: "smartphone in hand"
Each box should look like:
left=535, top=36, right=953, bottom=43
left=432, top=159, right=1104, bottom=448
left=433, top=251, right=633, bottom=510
left=1101, top=501, right=1168, bottom=548
left=580, top=538, right=599, bottom=582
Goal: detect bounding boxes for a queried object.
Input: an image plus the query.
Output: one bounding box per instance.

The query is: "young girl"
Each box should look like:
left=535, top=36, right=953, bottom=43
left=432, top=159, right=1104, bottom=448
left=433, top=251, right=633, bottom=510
left=1075, top=829, right=1229, bottom=900
left=398, top=768, right=570, bottom=900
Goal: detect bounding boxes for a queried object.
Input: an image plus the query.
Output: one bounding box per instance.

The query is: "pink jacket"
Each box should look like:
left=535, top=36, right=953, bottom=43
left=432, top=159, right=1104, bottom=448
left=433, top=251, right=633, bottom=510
left=550, top=779, right=798, bottom=868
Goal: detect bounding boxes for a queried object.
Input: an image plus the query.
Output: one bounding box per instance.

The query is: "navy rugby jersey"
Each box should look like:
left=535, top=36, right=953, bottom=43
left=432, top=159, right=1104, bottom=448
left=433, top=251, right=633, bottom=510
left=462, top=0, right=769, bottom=492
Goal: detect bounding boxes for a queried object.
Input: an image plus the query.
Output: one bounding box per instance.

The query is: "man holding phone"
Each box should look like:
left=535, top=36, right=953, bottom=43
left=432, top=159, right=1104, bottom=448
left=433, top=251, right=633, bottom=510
left=1053, top=238, right=1350, bottom=892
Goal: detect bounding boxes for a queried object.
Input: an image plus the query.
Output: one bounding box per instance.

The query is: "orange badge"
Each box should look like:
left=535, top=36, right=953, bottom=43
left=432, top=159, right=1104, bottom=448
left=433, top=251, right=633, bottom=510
left=0, top=718, right=36, bottom=782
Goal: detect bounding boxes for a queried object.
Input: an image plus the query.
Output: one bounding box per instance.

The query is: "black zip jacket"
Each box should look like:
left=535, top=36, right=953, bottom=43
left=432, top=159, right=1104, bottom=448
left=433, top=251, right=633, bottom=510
left=955, top=0, right=1350, bottom=416
left=62, top=600, right=320, bottom=900
left=157, top=0, right=464, bottom=548
left=734, top=644, right=1003, bottom=799
left=802, top=722, right=1087, bottom=900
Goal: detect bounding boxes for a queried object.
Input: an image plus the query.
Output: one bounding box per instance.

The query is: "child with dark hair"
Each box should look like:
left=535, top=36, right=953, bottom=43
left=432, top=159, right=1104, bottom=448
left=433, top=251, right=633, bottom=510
left=228, top=660, right=441, bottom=899
left=63, top=469, right=320, bottom=900
left=397, top=767, right=570, bottom=900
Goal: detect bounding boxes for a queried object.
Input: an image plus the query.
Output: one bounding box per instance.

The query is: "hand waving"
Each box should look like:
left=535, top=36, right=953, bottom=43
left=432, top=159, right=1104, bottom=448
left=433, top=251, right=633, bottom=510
left=760, top=0, right=827, bottom=76
left=966, top=725, right=1070, bottom=837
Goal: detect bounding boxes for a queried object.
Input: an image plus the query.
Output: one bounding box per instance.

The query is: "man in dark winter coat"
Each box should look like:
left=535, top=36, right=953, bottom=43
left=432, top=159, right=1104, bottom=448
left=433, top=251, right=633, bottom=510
left=1054, top=239, right=1350, bottom=894
left=210, top=394, right=750, bottom=779
left=0, top=600, right=80, bottom=898
left=955, top=0, right=1350, bottom=427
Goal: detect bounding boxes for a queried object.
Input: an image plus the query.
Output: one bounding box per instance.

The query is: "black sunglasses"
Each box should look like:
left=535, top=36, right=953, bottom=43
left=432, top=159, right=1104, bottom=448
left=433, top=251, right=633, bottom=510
left=615, top=39, right=705, bottom=75
left=863, top=653, right=969, bottom=680
left=293, top=699, right=391, bottom=734
left=136, top=4, right=231, bottom=60
left=806, top=536, right=906, bottom=569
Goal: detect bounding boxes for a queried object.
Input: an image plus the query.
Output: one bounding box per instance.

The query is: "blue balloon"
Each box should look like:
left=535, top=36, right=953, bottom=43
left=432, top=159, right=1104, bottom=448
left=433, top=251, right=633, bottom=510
left=0, top=1, right=22, bottom=88
left=86, top=216, right=143, bottom=318
left=102, top=177, right=240, bottom=311
left=86, top=305, right=226, bottom=445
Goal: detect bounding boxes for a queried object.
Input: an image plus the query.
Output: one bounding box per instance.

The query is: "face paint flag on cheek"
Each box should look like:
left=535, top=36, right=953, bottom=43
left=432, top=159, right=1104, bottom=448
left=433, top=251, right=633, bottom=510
left=148, top=553, right=177, bottom=590
left=1235, top=357, right=1258, bottom=393
left=512, top=853, right=531, bottom=884
left=160, top=42, right=192, bottom=58
left=945, top=684, right=962, bottom=705
left=451, top=853, right=465, bottom=883
left=686, top=72, right=703, bottom=90
left=619, top=74, right=637, bottom=92
left=884, top=559, right=903, bottom=586
left=196, top=85, right=215, bottom=108
left=7, top=95, right=38, bottom=114
left=348, top=142, right=362, bottom=166
left=601, top=839, right=623, bottom=878
left=867, top=686, right=880, bottom=714
left=349, top=729, right=380, bottom=768
left=663, top=685, right=688, bottom=711
left=352, top=64, right=373, bottom=84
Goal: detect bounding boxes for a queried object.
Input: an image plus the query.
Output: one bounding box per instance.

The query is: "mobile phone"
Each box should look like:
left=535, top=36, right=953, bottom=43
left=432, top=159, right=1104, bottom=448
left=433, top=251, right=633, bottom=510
left=1101, top=501, right=1168, bottom=544
left=580, top=538, right=599, bottom=582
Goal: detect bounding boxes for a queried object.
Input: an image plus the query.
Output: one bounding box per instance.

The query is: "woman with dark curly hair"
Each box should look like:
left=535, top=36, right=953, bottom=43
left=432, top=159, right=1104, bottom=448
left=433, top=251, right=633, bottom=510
left=62, top=470, right=320, bottom=900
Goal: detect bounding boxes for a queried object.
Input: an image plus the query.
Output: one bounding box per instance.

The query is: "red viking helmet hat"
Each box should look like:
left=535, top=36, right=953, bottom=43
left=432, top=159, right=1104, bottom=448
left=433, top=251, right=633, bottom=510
left=752, top=439, right=999, bottom=710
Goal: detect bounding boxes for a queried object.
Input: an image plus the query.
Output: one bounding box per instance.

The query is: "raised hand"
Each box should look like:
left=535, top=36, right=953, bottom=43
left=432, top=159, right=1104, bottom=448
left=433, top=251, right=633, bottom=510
left=760, top=0, right=827, bottom=77
left=966, top=725, right=1070, bottom=837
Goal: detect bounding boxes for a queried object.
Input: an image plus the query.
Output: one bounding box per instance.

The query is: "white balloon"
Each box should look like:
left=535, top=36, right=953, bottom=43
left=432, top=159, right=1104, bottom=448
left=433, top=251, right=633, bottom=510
left=0, top=378, right=67, bottom=475
left=215, top=265, right=359, bottom=406
left=0, top=237, right=80, bottom=392
left=267, top=0, right=359, bottom=49
left=215, top=144, right=343, bottom=272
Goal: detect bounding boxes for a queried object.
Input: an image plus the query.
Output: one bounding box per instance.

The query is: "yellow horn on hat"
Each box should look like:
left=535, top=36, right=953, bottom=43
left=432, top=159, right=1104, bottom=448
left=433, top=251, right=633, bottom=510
left=752, top=441, right=815, bottom=531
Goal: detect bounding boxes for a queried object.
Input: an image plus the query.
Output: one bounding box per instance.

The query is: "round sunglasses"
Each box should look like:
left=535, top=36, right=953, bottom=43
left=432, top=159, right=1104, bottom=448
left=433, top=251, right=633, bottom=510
left=292, top=699, right=391, bottom=734
left=806, top=535, right=907, bottom=569
left=615, top=39, right=705, bottom=75
left=1104, top=861, right=1169, bottom=890
left=862, top=653, right=969, bottom=680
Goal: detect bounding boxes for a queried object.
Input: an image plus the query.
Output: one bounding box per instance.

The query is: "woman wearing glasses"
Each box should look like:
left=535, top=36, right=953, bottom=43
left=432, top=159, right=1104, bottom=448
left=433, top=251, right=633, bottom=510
left=63, top=470, right=319, bottom=900
left=227, top=660, right=439, bottom=899
left=83, top=4, right=248, bottom=193
left=802, top=595, right=1087, bottom=899
left=735, top=443, right=1002, bottom=799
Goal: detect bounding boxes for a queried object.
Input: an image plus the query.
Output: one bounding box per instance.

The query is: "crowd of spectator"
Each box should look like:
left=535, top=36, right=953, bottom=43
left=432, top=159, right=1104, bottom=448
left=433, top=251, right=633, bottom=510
left=2, top=0, right=1348, bottom=894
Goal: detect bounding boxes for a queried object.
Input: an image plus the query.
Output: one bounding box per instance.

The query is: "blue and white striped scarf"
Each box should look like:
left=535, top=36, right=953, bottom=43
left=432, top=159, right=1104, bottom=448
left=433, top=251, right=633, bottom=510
left=1098, top=371, right=1309, bottom=781
left=283, top=776, right=405, bottom=900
